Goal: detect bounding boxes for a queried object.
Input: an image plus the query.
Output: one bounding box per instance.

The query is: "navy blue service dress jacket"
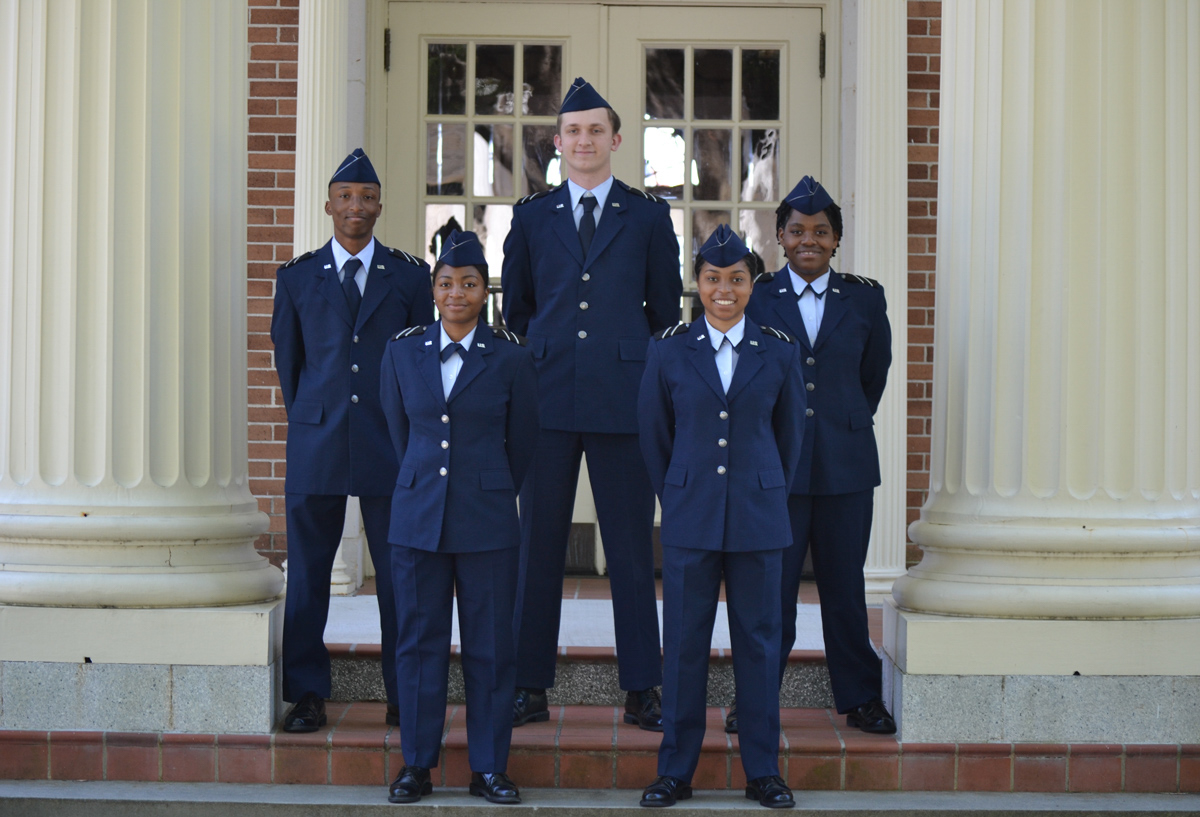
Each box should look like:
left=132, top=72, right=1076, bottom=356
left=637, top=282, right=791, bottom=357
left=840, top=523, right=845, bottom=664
left=272, top=238, right=434, bottom=496
left=379, top=322, right=540, bottom=552
left=501, top=179, right=682, bottom=434
left=638, top=321, right=808, bottom=551
left=745, top=269, right=890, bottom=495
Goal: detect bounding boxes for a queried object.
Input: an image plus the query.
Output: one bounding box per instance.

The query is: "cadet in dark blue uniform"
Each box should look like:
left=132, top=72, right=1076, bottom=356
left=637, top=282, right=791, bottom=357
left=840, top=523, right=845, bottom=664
left=638, top=226, right=806, bottom=809
left=381, top=231, right=539, bottom=805
left=271, top=149, right=434, bottom=732
left=502, top=78, right=681, bottom=729
left=743, top=177, right=895, bottom=734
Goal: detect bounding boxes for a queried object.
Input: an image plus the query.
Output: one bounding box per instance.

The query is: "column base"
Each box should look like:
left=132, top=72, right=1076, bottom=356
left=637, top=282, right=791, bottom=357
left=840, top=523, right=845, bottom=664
left=882, top=598, right=1200, bottom=743
left=0, top=600, right=283, bottom=733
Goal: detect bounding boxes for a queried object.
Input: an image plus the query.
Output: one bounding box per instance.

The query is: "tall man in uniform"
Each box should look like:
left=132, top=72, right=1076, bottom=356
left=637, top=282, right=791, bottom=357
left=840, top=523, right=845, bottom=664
left=502, top=78, right=682, bottom=730
left=272, top=149, right=434, bottom=732
left=745, top=176, right=896, bottom=734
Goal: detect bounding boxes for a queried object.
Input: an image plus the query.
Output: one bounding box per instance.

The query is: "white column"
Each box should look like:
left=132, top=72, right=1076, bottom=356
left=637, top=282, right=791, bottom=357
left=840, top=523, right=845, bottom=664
left=0, top=1, right=283, bottom=733
left=886, top=0, right=1200, bottom=744
left=855, top=0, right=910, bottom=596
left=293, top=0, right=366, bottom=593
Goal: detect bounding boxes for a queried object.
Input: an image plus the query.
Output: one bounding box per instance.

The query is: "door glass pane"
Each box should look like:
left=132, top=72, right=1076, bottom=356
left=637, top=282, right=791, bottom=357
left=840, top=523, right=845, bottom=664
left=692, top=129, right=732, bottom=202
left=425, top=204, right=467, bottom=264
left=740, top=208, right=781, bottom=272
left=473, top=125, right=515, bottom=197
left=427, top=123, right=466, bottom=196
left=523, top=44, right=562, bottom=115
left=427, top=44, right=467, bottom=115
left=521, top=125, right=560, bottom=195
left=473, top=204, right=513, bottom=272
left=644, top=127, right=685, bottom=199
left=740, top=128, right=779, bottom=202
left=475, top=44, right=514, bottom=115
left=693, top=49, right=732, bottom=120
left=645, top=48, right=684, bottom=119
left=741, top=49, right=780, bottom=120
left=691, top=210, right=731, bottom=261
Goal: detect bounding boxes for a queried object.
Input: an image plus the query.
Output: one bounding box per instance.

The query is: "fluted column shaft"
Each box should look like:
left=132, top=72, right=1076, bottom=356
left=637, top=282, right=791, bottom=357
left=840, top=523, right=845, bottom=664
left=0, top=0, right=279, bottom=607
left=895, top=0, right=1200, bottom=619
left=856, top=0, right=910, bottom=593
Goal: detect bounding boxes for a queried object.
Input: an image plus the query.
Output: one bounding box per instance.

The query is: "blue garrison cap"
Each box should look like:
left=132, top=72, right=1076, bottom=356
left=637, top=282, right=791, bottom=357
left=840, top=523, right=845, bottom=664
left=560, top=77, right=612, bottom=114
left=437, top=230, right=487, bottom=269
left=783, top=175, right=835, bottom=214
left=697, top=224, right=750, bottom=267
left=329, top=148, right=380, bottom=186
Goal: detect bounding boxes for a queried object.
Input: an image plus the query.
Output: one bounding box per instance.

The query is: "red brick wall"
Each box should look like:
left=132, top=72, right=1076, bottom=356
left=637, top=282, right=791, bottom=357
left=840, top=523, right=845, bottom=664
left=247, top=0, right=299, bottom=567
left=241, top=4, right=942, bottom=568
left=906, top=1, right=940, bottom=565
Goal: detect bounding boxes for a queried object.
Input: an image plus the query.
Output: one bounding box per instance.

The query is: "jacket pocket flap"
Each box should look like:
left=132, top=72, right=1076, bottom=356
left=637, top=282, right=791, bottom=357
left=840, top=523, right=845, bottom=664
left=759, top=467, right=786, bottom=490
left=664, top=464, right=688, bottom=487
left=397, top=465, right=416, bottom=488
left=619, top=338, right=647, bottom=361
left=849, top=410, right=874, bottom=430
left=289, top=400, right=323, bottom=424
left=479, top=469, right=514, bottom=491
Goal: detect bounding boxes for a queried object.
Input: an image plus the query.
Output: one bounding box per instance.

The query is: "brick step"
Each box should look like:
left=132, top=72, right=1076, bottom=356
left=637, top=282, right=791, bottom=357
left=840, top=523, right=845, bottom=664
left=2, top=704, right=1196, bottom=793
left=329, top=645, right=836, bottom=708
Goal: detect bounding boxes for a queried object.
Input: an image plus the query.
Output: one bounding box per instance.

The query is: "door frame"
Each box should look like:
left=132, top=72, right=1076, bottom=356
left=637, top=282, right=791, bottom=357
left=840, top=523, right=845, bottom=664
left=365, top=0, right=842, bottom=253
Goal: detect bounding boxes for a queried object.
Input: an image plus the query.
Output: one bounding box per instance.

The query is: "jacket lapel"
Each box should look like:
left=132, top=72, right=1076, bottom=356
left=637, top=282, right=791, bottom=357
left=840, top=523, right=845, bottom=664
left=768, top=269, right=812, bottom=353
left=549, top=185, right=585, bottom=267
left=419, top=325, right=447, bottom=409
left=582, top=182, right=627, bottom=271
left=355, top=238, right=392, bottom=330
left=687, top=322, right=728, bottom=404
left=316, top=242, right=355, bottom=328
left=813, top=272, right=850, bottom=351
left=447, top=322, right=491, bottom=403
left=725, top=322, right=766, bottom=403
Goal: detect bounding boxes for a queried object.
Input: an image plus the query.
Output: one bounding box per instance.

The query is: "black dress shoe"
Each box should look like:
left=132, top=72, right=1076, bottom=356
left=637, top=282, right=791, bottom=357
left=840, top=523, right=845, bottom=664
left=745, top=775, right=795, bottom=808
left=724, top=703, right=738, bottom=734
left=388, top=766, right=432, bottom=803
left=469, top=771, right=521, bottom=804
left=624, top=687, right=664, bottom=732
left=845, top=699, right=896, bottom=734
left=282, top=692, right=326, bottom=733
left=640, top=775, right=692, bottom=807
left=512, top=687, right=550, bottom=726
left=385, top=704, right=399, bottom=727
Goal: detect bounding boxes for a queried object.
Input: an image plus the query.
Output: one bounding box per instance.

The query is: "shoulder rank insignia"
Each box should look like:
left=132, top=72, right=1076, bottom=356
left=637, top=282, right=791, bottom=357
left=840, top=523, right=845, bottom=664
left=386, top=246, right=423, bottom=267
left=759, top=325, right=794, bottom=344
left=391, top=325, right=427, bottom=341
left=840, top=273, right=880, bottom=288
left=491, top=326, right=527, bottom=346
left=616, top=178, right=667, bottom=205
left=280, top=249, right=318, bottom=270
left=515, top=183, right=563, bottom=206
left=753, top=270, right=776, bottom=285
left=654, top=322, right=690, bottom=340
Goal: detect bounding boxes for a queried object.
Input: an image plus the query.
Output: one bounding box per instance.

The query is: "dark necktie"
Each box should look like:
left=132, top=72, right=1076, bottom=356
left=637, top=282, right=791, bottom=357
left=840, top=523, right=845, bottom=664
left=799, top=283, right=825, bottom=300
left=579, top=195, right=597, bottom=256
left=342, top=258, right=363, bottom=321
left=440, top=342, right=465, bottom=363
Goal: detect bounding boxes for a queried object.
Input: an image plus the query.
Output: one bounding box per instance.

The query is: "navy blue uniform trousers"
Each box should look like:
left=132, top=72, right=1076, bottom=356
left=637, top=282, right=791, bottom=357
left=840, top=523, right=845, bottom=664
left=780, top=489, right=880, bottom=712
left=393, top=545, right=518, bottom=773
left=283, top=493, right=397, bottom=705
left=659, top=546, right=782, bottom=782
left=515, top=430, right=662, bottom=692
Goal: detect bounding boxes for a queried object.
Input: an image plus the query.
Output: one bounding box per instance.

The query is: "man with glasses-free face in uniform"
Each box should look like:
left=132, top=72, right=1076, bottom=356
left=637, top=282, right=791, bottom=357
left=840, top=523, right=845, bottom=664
left=502, top=78, right=682, bottom=730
